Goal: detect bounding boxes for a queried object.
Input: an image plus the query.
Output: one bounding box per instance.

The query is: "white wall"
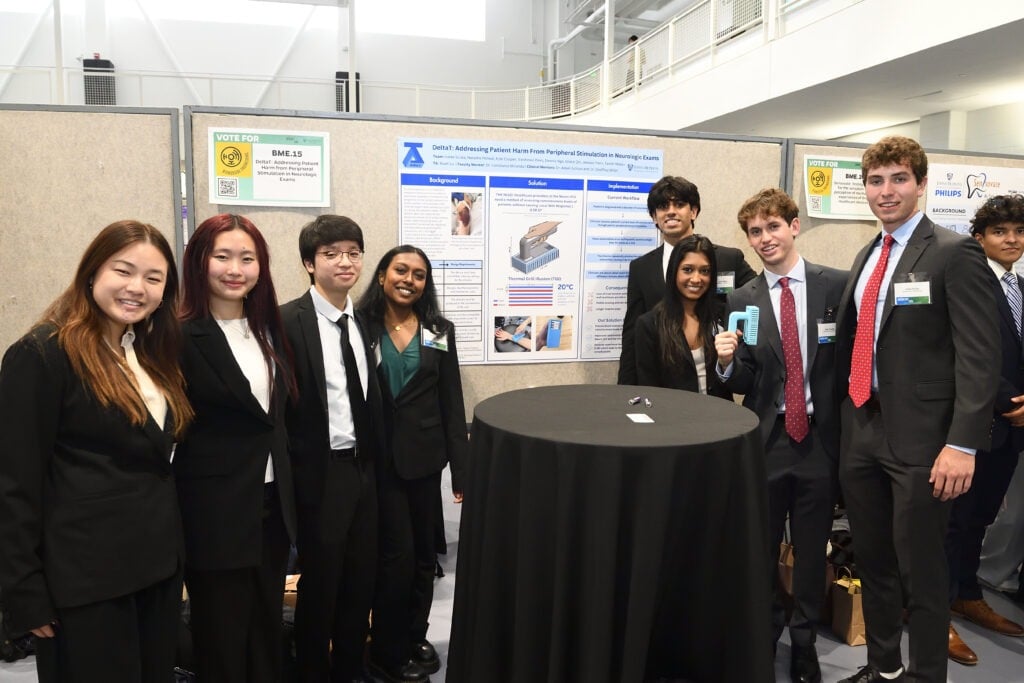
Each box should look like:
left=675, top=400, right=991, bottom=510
left=967, top=102, right=1024, bottom=157
left=0, top=0, right=549, bottom=108
left=834, top=121, right=920, bottom=146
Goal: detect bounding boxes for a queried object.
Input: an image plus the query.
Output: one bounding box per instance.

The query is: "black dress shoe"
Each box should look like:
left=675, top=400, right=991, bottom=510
left=790, top=643, right=821, bottom=683
left=345, top=674, right=375, bottom=683
left=368, top=658, right=430, bottom=682
left=412, top=639, right=440, bottom=674
left=838, top=665, right=904, bottom=683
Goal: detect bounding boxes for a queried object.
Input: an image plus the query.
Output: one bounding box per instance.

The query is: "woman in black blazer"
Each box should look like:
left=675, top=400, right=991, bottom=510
left=176, top=214, right=298, bottom=683
left=357, top=245, right=469, bottom=682
left=635, top=234, right=732, bottom=399
left=0, top=220, right=193, bottom=682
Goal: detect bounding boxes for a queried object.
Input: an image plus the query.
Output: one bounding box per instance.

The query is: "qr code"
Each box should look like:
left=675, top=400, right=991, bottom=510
left=218, top=177, right=238, bottom=198
left=809, top=195, right=822, bottom=212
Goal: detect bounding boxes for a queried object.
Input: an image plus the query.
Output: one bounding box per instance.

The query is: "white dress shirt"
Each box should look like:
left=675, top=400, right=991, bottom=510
left=309, top=286, right=369, bottom=450
left=853, top=211, right=922, bottom=389
left=763, top=257, right=813, bottom=416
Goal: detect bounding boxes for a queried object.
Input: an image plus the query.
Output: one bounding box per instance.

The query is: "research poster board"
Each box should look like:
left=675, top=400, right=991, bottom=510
left=187, top=108, right=783, bottom=411
left=787, top=140, right=1024, bottom=277
left=395, top=137, right=664, bottom=364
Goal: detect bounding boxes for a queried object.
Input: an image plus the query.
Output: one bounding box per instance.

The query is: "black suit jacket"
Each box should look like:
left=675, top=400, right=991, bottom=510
left=987, top=269, right=1024, bottom=452
left=366, top=320, right=469, bottom=492
left=633, top=307, right=732, bottom=399
left=281, top=291, right=385, bottom=507
left=836, top=217, right=1000, bottom=464
left=174, top=318, right=298, bottom=571
left=722, top=262, right=848, bottom=457
left=0, top=326, right=182, bottom=633
left=619, top=242, right=756, bottom=384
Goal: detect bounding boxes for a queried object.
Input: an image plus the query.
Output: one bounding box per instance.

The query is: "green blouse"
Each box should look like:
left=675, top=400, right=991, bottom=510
left=380, top=331, right=421, bottom=398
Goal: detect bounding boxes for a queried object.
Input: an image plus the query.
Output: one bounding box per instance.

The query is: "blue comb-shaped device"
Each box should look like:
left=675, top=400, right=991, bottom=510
left=727, top=305, right=760, bottom=345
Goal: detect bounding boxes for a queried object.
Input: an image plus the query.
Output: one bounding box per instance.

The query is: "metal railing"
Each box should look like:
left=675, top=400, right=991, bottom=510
left=0, top=0, right=811, bottom=122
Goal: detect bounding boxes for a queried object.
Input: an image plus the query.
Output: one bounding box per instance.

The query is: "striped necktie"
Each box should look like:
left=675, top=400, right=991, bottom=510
left=1003, top=271, right=1022, bottom=339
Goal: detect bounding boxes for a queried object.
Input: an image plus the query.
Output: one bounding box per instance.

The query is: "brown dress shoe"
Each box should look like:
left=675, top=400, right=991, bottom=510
left=948, top=624, right=978, bottom=666
left=952, top=598, right=1024, bottom=636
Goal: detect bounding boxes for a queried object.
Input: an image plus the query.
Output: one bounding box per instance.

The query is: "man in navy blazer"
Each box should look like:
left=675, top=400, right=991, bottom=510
left=835, top=137, right=999, bottom=683
left=715, top=188, right=846, bottom=683
left=618, top=175, right=755, bottom=384
left=281, top=215, right=387, bottom=683
left=943, top=194, right=1024, bottom=665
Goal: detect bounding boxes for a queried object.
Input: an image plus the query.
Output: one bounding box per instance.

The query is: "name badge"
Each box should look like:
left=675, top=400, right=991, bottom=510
left=817, top=320, right=837, bottom=344
left=421, top=326, right=449, bottom=352
left=893, top=273, right=931, bottom=305
left=717, top=271, right=736, bottom=294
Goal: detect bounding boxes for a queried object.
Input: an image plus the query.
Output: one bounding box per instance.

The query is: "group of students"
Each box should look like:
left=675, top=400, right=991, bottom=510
left=0, top=213, right=467, bottom=683
left=620, top=137, right=1024, bottom=683
left=2, top=134, right=1022, bottom=683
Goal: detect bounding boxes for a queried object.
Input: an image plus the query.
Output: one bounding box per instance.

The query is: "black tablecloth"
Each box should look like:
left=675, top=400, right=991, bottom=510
left=447, top=384, right=772, bottom=683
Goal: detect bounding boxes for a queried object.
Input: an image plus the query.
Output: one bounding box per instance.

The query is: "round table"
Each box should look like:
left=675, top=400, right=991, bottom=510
left=447, top=384, right=773, bottom=682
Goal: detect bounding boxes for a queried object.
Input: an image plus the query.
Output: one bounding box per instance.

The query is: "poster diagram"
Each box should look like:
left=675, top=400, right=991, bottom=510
left=510, top=220, right=561, bottom=273
left=398, top=138, right=663, bottom=365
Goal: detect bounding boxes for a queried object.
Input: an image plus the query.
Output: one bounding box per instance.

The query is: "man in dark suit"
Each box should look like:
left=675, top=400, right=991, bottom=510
left=835, top=137, right=1000, bottom=683
left=943, top=194, right=1024, bottom=665
left=715, top=188, right=846, bottom=683
left=618, top=175, right=756, bottom=384
left=281, top=215, right=393, bottom=683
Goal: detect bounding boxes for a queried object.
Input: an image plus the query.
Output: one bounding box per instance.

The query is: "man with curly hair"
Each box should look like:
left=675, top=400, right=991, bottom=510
left=943, top=193, right=1024, bottom=665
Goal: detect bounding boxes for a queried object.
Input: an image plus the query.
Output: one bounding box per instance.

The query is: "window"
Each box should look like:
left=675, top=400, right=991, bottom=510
left=356, top=0, right=484, bottom=42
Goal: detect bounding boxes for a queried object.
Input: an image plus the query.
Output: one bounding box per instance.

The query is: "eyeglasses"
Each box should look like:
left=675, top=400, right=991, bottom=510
left=316, top=249, right=363, bottom=263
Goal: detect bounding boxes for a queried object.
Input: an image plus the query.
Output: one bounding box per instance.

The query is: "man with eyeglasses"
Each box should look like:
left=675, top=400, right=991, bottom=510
left=281, top=215, right=402, bottom=682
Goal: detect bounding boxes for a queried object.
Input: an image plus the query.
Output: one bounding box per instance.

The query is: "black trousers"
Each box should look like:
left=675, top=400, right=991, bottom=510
left=35, top=569, right=182, bottom=683
left=840, top=398, right=951, bottom=682
left=765, top=416, right=837, bottom=648
left=294, top=455, right=377, bottom=682
left=184, top=483, right=291, bottom=683
left=371, top=457, right=442, bottom=667
left=946, top=436, right=1021, bottom=602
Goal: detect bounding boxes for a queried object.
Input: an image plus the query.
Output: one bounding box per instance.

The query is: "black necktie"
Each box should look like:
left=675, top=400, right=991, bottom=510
left=337, top=313, right=371, bottom=449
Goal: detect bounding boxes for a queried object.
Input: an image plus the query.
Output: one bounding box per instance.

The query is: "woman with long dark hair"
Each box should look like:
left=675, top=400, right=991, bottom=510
left=634, top=234, right=732, bottom=398
left=357, top=245, right=468, bottom=682
left=176, top=213, right=298, bottom=683
left=0, top=220, right=192, bottom=682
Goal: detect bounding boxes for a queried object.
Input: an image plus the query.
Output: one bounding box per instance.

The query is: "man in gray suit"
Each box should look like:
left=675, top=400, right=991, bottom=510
left=715, top=188, right=846, bottom=683
left=835, top=136, right=1000, bottom=683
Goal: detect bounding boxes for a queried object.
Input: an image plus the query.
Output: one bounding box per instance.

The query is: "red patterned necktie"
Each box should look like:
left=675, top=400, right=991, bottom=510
left=849, top=235, right=895, bottom=407
left=779, top=277, right=808, bottom=442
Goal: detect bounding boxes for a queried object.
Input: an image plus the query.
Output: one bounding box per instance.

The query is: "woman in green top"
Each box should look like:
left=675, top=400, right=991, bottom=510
left=357, top=245, right=468, bottom=681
